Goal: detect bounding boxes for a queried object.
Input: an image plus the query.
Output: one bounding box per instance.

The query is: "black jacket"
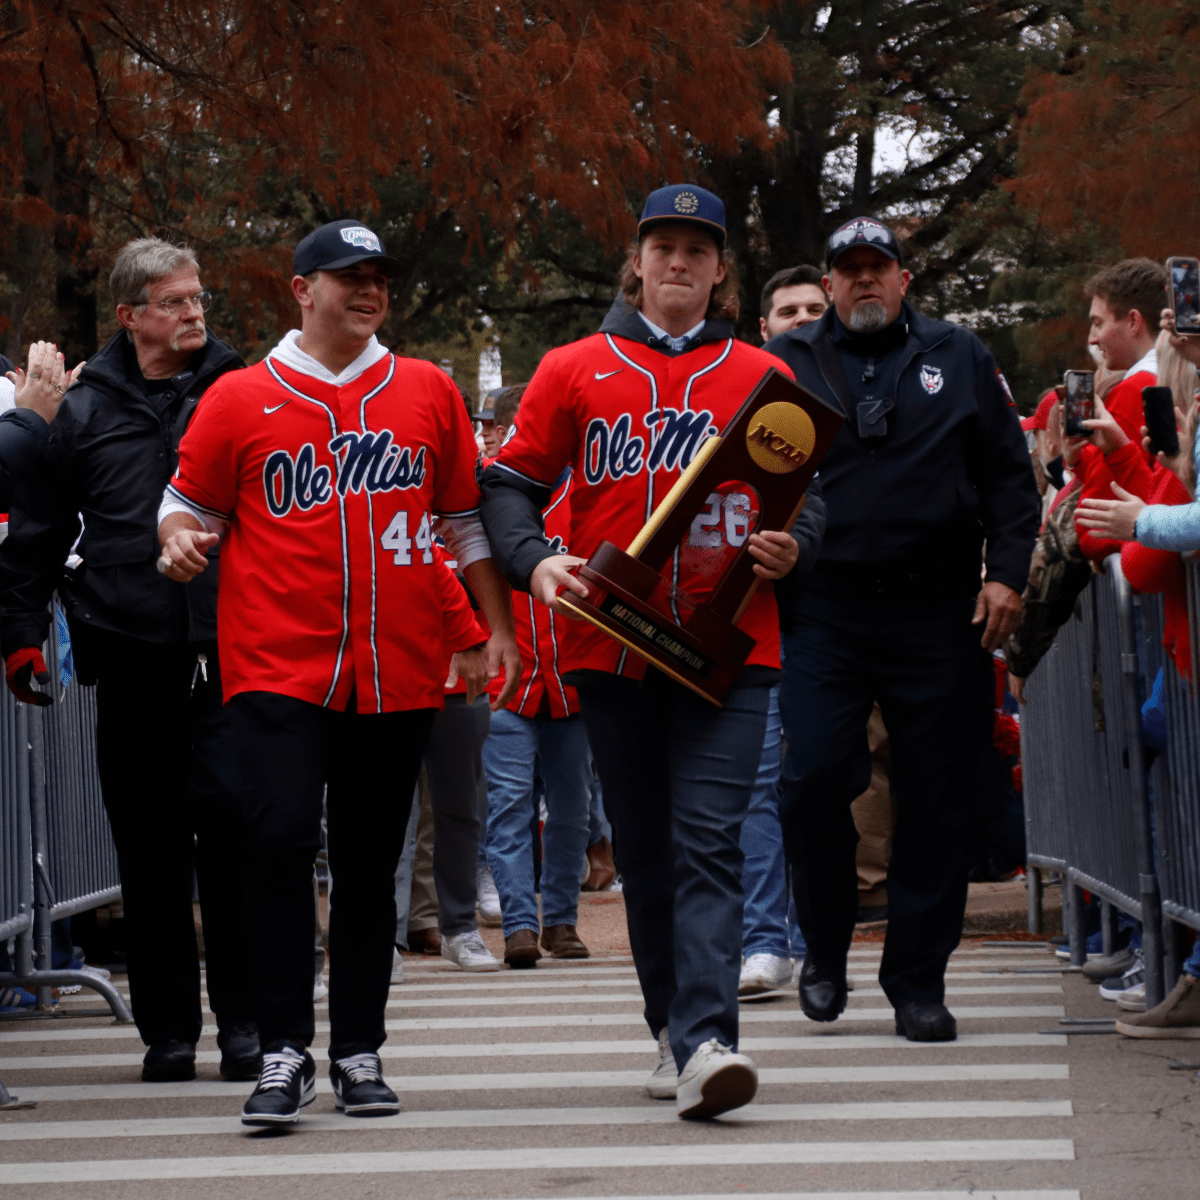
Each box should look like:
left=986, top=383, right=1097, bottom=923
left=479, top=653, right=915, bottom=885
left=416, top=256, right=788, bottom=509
left=764, top=303, right=1039, bottom=595
left=481, top=295, right=825, bottom=609
left=0, top=330, right=244, bottom=655
left=0, top=409, right=49, bottom=511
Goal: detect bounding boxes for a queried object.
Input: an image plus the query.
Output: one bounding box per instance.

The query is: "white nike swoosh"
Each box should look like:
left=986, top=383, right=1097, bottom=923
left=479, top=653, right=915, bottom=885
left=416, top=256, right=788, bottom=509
left=594, top=369, right=623, bottom=381
left=263, top=401, right=290, bottom=414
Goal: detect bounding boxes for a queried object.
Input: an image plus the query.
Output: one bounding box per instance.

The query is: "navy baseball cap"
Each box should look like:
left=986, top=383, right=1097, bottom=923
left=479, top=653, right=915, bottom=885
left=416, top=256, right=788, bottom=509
left=826, top=217, right=903, bottom=269
left=293, top=219, right=403, bottom=278
left=638, top=185, right=726, bottom=250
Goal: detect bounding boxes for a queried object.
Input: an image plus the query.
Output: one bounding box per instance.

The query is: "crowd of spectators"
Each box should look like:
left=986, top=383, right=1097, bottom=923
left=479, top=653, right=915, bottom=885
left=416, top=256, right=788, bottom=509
left=1003, top=256, right=1200, bottom=1038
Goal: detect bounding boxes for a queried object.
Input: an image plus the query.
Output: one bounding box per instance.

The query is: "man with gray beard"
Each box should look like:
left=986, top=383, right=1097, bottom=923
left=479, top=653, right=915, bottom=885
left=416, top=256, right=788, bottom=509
left=763, top=217, right=1039, bottom=1043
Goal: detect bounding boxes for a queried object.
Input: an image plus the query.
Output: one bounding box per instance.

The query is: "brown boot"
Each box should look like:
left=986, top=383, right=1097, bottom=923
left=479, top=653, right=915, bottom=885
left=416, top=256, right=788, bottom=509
left=1116, top=974, right=1200, bottom=1038
left=540, top=924, right=590, bottom=959
left=408, top=927, right=442, bottom=955
left=581, top=838, right=616, bottom=892
left=504, top=929, right=542, bottom=968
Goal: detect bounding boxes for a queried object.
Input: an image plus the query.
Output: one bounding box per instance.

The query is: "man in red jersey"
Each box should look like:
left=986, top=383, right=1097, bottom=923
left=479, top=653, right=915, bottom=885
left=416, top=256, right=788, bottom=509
left=480, top=185, right=824, bottom=1119
left=157, top=219, right=519, bottom=1128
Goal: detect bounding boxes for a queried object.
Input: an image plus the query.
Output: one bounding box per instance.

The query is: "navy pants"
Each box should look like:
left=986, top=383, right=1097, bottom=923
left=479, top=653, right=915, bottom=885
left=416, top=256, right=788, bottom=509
left=578, top=671, right=770, bottom=1070
left=779, top=585, right=993, bottom=1008
left=231, top=692, right=434, bottom=1058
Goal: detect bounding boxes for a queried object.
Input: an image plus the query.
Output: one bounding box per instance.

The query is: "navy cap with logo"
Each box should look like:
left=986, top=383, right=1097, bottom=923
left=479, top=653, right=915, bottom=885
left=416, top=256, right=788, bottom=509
left=293, top=219, right=404, bottom=278
left=826, top=217, right=903, bottom=269
left=638, top=185, right=726, bottom=251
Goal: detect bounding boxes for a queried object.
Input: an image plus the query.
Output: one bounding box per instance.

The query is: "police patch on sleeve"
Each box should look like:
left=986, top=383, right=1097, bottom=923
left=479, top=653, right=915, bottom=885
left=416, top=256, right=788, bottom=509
left=996, top=370, right=1015, bottom=407
left=919, top=364, right=944, bottom=395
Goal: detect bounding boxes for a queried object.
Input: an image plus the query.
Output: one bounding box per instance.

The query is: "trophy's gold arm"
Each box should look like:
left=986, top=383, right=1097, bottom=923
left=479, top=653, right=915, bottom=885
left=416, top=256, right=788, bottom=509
left=626, top=434, right=721, bottom=559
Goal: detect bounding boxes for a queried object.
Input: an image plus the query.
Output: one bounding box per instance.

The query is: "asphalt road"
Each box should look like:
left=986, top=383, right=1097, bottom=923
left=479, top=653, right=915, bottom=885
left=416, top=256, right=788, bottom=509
left=0, top=927, right=1195, bottom=1199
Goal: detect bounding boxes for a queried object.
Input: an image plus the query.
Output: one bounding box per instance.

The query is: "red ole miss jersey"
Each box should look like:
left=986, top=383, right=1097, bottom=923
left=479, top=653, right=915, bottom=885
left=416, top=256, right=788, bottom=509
left=488, top=467, right=579, bottom=716
left=170, top=354, right=481, bottom=712
left=436, top=544, right=488, bottom=697
left=494, top=333, right=794, bottom=678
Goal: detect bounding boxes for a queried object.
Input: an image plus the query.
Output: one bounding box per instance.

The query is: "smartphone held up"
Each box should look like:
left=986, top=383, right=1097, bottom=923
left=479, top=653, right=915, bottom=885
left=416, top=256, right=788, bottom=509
left=1142, top=386, right=1181, bottom=457
left=1063, top=370, right=1094, bottom=438
left=1168, top=256, right=1200, bottom=336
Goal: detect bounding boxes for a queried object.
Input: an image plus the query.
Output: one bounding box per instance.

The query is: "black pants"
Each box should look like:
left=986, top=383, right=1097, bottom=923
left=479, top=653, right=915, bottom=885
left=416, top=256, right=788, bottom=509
left=778, top=586, right=994, bottom=1008
left=230, top=691, right=434, bottom=1058
left=89, top=629, right=251, bottom=1046
left=577, top=671, right=769, bottom=1070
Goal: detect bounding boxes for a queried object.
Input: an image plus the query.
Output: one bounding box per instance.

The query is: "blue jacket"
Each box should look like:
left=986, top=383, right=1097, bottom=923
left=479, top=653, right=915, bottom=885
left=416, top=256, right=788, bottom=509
left=764, top=303, right=1039, bottom=594
left=1134, top=436, right=1200, bottom=552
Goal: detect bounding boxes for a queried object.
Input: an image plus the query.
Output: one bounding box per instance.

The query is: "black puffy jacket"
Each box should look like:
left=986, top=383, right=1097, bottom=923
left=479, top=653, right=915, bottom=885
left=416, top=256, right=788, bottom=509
left=0, top=330, right=243, bottom=656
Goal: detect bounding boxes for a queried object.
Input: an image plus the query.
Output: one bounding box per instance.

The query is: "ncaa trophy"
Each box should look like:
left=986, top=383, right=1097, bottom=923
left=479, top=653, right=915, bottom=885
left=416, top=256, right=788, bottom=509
left=558, top=368, right=843, bottom=704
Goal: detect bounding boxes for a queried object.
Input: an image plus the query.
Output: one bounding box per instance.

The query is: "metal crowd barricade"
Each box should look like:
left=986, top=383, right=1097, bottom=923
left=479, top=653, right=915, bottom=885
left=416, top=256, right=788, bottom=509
left=0, top=621, right=131, bottom=1023
left=1019, top=552, right=1200, bottom=1009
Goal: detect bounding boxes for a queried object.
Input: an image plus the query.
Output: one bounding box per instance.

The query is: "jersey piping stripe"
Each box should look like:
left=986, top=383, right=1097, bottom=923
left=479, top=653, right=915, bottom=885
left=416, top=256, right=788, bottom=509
left=547, top=608, right=569, bottom=713
left=265, top=359, right=350, bottom=707
left=164, top=482, right=230, bottom=522
left=541, top=470, right=573, bottom=713
left=517, top=594, right=540, bottom=714
left=602, top=335, right=659, bottom=525
left=434, top=506, right=483, bottom=519
left=489, top=461, right=555, bottom=489
left=359, top=355, right=398, bottom=713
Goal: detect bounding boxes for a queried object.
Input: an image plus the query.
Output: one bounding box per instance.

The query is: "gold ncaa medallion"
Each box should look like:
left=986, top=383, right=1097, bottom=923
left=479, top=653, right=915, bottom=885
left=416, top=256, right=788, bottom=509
left=745, top=402, right=816, bottom=474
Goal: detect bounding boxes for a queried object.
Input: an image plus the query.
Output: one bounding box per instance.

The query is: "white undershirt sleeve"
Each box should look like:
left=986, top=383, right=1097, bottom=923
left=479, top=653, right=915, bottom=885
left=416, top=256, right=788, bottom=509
left=158, top=486, right=228, bottom=537
left=435, top=513, right=492, bottom=569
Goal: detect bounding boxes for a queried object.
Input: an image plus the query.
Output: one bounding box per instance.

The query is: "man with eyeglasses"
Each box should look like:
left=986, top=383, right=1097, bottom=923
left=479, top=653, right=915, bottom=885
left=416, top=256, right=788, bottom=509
left=0, top=237, right=257, bottom=1085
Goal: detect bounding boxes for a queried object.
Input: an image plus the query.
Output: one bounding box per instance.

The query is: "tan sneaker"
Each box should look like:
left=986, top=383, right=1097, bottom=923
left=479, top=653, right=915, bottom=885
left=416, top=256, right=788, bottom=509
left=1115, top=974, right=1200, bottom=1038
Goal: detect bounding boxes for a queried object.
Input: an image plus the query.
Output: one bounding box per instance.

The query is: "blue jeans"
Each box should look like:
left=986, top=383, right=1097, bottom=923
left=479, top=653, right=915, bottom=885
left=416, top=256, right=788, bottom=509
left=483, top=709, right=592, bottom=936
left=578, top=671, right=770, bottom=1070
left=588, top=768, right=611, bottom=845
left=1183, top=939, right=1200, bottom=979
left=739, top=686, right=790, bottom=957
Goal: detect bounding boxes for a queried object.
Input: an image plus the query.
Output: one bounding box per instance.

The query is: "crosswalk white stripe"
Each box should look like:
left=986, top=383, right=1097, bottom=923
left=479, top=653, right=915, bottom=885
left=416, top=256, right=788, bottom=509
left=0, top=1033, right=1069, bottom=1071
left=409, top=1193, right=1081, bottom=1200
left=0, top=1100, right=1075, bottom=1141
left=0, top=1008, right=1066, bottom=1047
left=0, top=1140, right=1076, bottom=1184
left=403, top=1193, right=1080, bottom=1200
left=56, top=968, right=1064, bottom=1006
left=0, top=1031, right=1067, bottom=1065
left=13, top=1063, right=1069, bottom=1101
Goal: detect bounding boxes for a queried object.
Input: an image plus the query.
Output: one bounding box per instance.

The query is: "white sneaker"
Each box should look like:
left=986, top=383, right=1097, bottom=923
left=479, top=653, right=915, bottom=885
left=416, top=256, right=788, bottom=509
left=738, top=953, right=793, bottom=998
left=441, top=929, right=502, bottom=972
left=313, top=974, right=328, bottom=1001
left=391, top=946, right=405, bottom=984
left=645, top=1027, right=677, bottom=1099
left=477, top=868, right=503, bottom=928
left=1117, top=983, right=1147, bottom=1012
left=675, top=1038, right=757, bottom=1119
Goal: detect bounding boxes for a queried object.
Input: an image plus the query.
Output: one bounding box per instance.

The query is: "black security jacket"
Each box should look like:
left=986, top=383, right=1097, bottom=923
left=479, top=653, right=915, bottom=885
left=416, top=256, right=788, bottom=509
left=764, top=303, right=1039, bottom=595
left=481, top=295, right=826, bottom=628
left=0, top=331, right=244, bottom=655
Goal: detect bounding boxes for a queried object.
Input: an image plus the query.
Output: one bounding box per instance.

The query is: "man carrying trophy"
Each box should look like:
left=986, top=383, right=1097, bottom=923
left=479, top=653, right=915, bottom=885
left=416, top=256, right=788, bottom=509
left=480, top=185, right=825, bottom=1119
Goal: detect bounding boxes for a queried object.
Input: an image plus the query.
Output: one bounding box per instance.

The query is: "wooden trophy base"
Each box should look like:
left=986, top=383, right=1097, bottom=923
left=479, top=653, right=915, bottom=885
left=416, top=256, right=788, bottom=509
left=557, top=540, right=754, bottom=705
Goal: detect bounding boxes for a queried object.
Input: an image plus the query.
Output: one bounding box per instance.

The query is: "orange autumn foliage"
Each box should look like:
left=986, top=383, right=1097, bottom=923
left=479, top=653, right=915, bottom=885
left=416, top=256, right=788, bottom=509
left=0, top=1, right=788, bottom=355
left=1010, top=0, right=1200, bottom=260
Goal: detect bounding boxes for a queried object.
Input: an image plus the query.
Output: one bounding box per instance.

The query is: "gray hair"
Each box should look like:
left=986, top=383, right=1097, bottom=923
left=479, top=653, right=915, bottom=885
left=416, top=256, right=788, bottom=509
left=109, top=238, right=200, bottom=307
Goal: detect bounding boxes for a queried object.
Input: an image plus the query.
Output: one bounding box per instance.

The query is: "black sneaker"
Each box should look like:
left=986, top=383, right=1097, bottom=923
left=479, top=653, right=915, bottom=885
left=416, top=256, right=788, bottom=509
left=330, top=1052, right=399, bottom=1115
left=241, top=1047, right=316, bottom=1126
